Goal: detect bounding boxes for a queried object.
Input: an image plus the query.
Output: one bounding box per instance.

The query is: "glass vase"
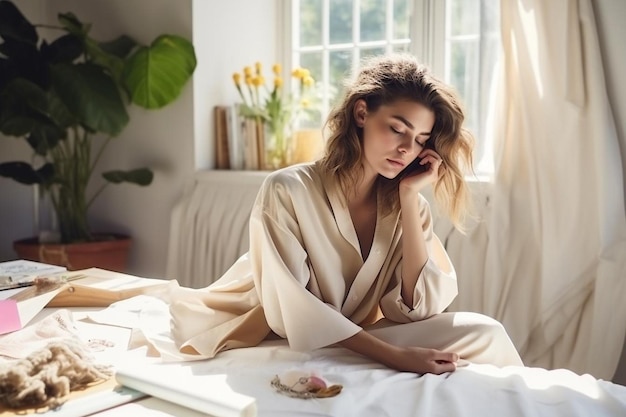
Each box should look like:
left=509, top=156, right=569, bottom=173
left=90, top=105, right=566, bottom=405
left=264, top=122, right=293, bottom=170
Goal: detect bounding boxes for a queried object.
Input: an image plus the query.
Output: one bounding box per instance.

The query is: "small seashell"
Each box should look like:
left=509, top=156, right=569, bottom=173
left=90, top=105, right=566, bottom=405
left=306, top=376, right=327, bottom=390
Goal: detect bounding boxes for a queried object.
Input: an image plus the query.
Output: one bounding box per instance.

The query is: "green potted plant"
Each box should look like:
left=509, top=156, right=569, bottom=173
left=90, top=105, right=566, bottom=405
left=0, top=0, right=196, bottom=270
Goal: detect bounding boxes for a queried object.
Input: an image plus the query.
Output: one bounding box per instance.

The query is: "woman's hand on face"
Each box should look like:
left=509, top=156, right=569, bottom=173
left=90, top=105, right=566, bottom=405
left=399, top=149, right=445, bottom=195
left=387, top=346, right=459, bottom=375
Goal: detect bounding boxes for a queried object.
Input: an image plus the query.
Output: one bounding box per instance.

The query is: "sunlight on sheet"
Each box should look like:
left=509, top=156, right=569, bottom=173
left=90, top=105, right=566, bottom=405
left=468, top=364, right=602, bottom=399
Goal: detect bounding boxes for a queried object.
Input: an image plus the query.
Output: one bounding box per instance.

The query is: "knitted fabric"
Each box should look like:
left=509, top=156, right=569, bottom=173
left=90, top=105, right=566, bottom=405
left=0, top=339, right=112, bottom=410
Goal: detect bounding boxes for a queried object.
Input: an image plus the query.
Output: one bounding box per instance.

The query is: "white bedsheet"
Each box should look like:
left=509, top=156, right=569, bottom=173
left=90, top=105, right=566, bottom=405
left=87, top=296, right=626, bottom=417
left=111, top=340, right=626, bottom=417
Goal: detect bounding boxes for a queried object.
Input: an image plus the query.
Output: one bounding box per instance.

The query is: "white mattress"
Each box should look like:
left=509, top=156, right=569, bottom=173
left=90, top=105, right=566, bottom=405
left=83, top=296, right=626, bottom=417
left=111, top=339, right=626, bottom=417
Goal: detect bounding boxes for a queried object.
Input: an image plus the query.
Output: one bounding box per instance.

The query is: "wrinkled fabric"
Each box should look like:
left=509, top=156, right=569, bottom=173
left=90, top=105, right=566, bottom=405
left=454, top=0, right=626, bottom=380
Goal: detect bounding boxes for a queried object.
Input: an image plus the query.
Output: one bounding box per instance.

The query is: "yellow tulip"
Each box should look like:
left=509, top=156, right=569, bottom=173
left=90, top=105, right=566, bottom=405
left=274, top=77, right=283, bottom=88
left=272, top=64, right=282, bottom=75
left=292, top=67, right=304, bottom=78
left=244, top=66, right=253, bottom=77
left=245, top=75, right=253, bottom=86
left=303, top=75, right=315, bottom=87
left=300, top=68, right=310, bottom=79
left=252, top=75, right=265, bottom=87
left=232, top=72, right=242, bottom=85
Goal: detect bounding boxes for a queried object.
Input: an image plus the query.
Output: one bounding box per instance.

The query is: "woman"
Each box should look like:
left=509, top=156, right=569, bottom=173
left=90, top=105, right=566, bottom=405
left=170, top=54, right=523, bottom=374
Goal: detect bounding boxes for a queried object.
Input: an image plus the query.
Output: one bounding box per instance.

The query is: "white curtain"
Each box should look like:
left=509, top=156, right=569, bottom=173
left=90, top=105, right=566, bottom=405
left=448, top=0, right=626, bottom=380
left=489, top=0, right=626, bottom=379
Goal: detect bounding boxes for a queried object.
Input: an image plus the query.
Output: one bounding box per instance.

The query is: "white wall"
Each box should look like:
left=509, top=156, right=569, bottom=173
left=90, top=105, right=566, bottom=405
left=192, top=0, right=278, bottom=170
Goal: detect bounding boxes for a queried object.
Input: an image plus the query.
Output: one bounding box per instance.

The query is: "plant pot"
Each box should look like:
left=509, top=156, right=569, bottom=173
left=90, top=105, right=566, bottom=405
left=13, top=233, right=132, bottom=272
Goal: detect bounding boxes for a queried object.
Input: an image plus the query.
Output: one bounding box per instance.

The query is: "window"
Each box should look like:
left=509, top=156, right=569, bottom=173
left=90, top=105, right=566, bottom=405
left=286, top=0, right=501, bottom=175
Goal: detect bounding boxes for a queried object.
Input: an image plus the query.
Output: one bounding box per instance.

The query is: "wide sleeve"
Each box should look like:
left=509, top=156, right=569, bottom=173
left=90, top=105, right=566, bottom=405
left=379, top=195, right=458, bottom=323
left=249, top=175, right=362, bottom=351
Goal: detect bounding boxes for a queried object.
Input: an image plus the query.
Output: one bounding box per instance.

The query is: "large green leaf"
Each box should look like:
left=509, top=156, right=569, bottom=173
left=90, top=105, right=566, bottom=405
left=122, top=35, right=196, bottom=109
left=103, top=168, right=153, bottom=186
left=83, top=36, right=127, bottom=88
left=0, top=161, right=54, bottom=185
left=0, top=0, right=37, bottom=45
left=57, top=12, right=90, bottom=38
left=0, top=78, right=47, bottom=119
left=46, top=89, right=76, bottom=128
left=26, top=126, right=66, bottom=156
left=0, top=37, right=47, bottom=87
left=50, top=62, right=129, bottom=136
left=99, top=35, right=137, bottom=59
left=0, top=78, right=65, bottom=144
left=41, top=34, right=83, bottom=64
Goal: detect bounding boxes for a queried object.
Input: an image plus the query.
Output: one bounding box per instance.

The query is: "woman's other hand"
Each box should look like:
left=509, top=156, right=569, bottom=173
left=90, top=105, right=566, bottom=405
left=399, top=148, right=445, bottom=195
left=385, top=345, right=459, bottom=375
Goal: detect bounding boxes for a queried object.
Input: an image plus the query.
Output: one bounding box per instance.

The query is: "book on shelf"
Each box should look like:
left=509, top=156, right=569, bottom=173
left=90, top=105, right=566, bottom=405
left=214, top=105, right=231, bottom=169
left=227, top=104, right=245, bottom=170
left=215, top=103, right=266, bottom=171
left=241, top=117, right=266, bottom=170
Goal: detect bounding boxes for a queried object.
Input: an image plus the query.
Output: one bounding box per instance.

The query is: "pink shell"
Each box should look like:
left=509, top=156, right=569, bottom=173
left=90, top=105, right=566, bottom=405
left=306, top=376, right=327, bottom=390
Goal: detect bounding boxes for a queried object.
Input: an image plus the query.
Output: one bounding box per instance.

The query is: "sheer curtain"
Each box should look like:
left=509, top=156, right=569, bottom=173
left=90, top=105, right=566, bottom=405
left=447, top=0, right=626, bottom=380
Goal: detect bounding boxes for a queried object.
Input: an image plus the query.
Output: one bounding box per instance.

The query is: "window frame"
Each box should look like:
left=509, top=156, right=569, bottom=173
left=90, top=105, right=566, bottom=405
left=280, top=0, right=498, bottom=177
left=279, top=0, right=449, bottom=117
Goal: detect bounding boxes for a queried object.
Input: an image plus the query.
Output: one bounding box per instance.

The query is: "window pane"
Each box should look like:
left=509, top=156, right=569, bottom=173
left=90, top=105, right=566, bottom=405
left=360, top=0, right=386, bottom=42
left=393, top=0, right=410, bottom=39
left=329, top=0, right=353, bottom=44
left=299, top=52, right=323, bottom=83
left=392, top=43, right=410, bottom=53
left=360, top=47, right=387, bottom=62
left=449, top=40, right=479, bottom=134
left=329, top=50, right=353, bottom=107
left=299, top=0, right=322, bottom=46
left=449, top=0, right=480, bottom=37
left=299, top=52, right=324, bottom=126
left=290, top=0, right=502, bottom=174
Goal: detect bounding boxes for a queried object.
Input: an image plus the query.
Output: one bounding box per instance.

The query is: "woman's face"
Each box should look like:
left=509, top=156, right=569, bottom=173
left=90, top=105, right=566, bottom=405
left=355, top=98, right=435, bottom=180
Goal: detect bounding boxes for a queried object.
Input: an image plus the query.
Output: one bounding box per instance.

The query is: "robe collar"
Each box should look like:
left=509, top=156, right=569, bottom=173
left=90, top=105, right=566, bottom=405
left=316, top=163, right=401, bottom=315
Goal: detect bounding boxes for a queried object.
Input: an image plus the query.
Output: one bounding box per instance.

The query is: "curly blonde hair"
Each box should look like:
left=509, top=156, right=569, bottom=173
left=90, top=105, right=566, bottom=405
left=319, top=54, right=474, bottom=230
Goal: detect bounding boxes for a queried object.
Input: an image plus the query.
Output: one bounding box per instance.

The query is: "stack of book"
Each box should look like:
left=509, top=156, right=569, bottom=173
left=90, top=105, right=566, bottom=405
left=214, top=104, right=265, bottom=171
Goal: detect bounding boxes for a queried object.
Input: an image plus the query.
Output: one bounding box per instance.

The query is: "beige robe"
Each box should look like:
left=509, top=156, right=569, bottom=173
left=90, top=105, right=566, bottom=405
left=169, top=161, right=460, bottom=358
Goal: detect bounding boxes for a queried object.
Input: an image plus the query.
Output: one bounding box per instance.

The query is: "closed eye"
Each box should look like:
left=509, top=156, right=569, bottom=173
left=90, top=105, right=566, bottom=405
left=416, top=136, right=430, bottom=146
left=390, top=126, right=403, bottom=135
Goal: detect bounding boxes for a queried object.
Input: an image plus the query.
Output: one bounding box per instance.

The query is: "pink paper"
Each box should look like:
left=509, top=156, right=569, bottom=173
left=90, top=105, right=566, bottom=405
left=0, top=299, right=22, bottom=334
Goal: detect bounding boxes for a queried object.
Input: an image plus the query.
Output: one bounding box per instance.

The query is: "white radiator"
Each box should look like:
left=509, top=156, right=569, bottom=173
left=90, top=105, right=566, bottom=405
left=166, top=170, right=490, bottom=291
left=166, top=170, right=268, bottom=288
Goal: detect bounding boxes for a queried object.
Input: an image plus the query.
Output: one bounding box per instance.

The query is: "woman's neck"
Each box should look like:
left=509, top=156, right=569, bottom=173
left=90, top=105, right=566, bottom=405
left=350, top=173, right=377, bottom=207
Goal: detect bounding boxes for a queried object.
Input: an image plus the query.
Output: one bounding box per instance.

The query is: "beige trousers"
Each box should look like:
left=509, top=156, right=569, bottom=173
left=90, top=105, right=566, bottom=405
left=365, top=312, right=524, bottom=367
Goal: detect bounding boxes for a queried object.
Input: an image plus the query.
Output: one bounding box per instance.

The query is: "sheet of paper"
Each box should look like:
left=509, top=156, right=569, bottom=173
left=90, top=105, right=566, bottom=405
left=13, top=285, right=65, bottom=332
left=0, top=300, right=21, bottom=334
left=0, top=287, right=28, bottom=301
